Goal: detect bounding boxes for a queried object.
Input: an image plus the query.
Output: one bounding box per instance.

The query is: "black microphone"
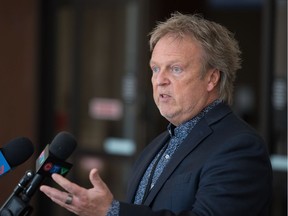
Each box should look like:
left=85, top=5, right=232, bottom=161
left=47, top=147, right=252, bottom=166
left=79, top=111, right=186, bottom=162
left=0, top=137, right=34, bottom=176
left=22, top=131, right=77, bottom=202
left=0, top=132, right=77, bottom=216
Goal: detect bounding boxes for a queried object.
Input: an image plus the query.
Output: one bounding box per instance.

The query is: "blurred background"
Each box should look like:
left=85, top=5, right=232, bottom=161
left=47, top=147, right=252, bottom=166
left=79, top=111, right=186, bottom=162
left=0, top=0, right=286, bottom=215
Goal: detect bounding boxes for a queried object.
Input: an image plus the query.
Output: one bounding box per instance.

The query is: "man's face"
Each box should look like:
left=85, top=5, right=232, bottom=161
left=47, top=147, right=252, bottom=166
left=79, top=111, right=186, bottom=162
left=150, top=34, right=217, bottom=126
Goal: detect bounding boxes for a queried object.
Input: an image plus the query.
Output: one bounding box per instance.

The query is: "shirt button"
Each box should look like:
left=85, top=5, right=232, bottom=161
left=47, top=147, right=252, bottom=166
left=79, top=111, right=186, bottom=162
left=165, top=154, right=170, bottom=159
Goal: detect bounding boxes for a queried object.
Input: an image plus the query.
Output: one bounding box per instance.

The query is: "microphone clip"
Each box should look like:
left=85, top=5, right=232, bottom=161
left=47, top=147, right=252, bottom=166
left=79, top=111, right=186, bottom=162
left=0, top=170, right=35, bottom=216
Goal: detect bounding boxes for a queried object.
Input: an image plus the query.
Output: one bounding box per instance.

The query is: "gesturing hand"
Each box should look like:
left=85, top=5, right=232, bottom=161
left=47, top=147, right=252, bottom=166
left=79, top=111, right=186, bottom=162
left=40, top=168, right=114, bottom=216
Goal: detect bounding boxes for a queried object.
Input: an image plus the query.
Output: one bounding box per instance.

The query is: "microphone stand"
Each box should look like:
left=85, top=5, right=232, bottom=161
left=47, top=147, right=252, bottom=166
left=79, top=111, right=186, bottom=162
left=0, top=171, right=35, bottom=216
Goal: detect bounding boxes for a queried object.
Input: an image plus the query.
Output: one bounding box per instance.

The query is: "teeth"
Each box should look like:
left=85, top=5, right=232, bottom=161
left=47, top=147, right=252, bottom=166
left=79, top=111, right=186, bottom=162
left=161, top=94, right=168, bottom=98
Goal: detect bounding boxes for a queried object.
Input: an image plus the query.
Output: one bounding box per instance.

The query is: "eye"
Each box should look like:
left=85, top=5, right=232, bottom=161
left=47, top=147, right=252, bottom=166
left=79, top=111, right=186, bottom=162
left=151, top=65, right=160, bottom=73
left=171, top=65, right=183, bottom=74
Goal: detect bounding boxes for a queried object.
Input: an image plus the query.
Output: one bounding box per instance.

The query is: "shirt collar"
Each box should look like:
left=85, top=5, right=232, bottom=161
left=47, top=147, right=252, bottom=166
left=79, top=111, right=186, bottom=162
left=167, top=99, right=222, bottom=138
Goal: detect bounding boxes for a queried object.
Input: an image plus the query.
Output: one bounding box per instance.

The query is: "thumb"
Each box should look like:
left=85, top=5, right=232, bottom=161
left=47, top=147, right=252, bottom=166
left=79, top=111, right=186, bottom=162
left=89, top=168, right=114, bottom=214
left=89, top=168, right=106, bottom=190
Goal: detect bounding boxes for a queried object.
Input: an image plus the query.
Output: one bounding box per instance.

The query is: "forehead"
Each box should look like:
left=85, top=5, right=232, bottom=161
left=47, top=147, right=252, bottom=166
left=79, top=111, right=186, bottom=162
left=150, top=34, right=204, bottom=64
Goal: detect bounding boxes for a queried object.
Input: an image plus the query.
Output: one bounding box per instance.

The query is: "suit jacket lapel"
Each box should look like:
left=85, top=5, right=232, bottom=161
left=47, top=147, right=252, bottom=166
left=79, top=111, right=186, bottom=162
left=127, top=103, right=232, bottom=205
left=126, top=132, right=170, bottom=202
left=143, top=120, right=212, bottom=205
left=143, top=103, right=232, bottom=206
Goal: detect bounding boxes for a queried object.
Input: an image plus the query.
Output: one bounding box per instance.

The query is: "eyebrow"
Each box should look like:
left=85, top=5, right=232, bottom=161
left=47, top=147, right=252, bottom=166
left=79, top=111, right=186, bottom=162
left=149, top=59, right=186, bottom=67
left=149, top=60, right=156, bottom=66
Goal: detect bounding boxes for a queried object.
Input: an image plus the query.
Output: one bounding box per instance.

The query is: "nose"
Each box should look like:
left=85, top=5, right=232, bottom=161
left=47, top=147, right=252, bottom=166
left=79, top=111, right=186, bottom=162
left=152, top=69, right=170, bottom=86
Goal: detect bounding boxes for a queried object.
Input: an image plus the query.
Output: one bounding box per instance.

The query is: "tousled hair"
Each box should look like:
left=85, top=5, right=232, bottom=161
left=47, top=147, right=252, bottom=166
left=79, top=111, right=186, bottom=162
left=149, top=12, right=242, bottom=105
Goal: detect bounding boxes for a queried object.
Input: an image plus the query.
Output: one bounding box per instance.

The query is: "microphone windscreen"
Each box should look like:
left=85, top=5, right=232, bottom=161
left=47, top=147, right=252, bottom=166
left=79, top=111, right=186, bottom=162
left=1, top=137, right=34, bottom=167
left=49, top=132, right=77, bottom=160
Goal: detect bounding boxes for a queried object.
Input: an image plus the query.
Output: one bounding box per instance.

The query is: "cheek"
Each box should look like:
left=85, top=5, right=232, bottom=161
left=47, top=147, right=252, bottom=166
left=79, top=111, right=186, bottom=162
left=151, top=81, right=157, bottom=93
left=177, top=81, right=205, bottom=101
left=152, top=84, right=158, bottom=102
left=151, top=78, right=157, bottom=90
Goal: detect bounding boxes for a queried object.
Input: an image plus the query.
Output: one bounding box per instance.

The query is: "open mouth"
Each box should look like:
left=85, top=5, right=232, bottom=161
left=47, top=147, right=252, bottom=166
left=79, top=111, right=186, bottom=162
left=160, top=94, right=170, bottom=98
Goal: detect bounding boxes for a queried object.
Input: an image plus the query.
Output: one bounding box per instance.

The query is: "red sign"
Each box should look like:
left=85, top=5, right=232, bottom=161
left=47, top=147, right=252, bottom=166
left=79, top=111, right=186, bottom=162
left=89, top=98, right=123, bottom=120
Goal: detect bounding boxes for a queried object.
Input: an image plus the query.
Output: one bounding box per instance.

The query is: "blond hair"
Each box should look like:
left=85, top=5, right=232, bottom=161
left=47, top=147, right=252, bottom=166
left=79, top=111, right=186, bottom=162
left=149, top=12, right=242, bottom=105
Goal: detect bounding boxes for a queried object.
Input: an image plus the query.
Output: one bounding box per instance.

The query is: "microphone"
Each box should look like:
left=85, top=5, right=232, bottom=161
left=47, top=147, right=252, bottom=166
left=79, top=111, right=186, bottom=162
left=0, top=137, right=34, bottom=176
left=22, top=131, right=77, bottom=202
left=0, top=132, right=77, bottom=216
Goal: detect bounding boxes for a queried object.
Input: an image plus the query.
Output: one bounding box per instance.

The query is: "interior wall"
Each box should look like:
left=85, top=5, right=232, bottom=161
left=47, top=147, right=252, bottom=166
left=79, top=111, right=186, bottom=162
left=0, top=0, right=38, bottom=209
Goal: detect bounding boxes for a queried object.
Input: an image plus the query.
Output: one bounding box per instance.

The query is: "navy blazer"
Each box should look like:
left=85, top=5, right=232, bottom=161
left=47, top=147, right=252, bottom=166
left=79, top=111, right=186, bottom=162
left=120, top=103, right=272, bottom=216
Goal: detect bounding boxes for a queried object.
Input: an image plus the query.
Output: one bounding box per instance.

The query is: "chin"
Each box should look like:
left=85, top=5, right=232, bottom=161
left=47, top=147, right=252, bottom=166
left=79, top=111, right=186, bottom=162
left=161, top=112, right=176, bottom=122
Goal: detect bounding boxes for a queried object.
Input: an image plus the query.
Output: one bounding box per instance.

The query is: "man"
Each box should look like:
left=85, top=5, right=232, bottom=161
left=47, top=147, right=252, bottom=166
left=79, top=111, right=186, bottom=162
left=40, top=13, right=272, bottom=216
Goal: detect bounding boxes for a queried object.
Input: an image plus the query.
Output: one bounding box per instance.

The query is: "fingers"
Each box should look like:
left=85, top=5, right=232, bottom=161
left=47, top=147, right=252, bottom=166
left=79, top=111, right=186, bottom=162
left=51, top=173, right=83, bottom=196
left=40, top=185, right=78, bottom=214
left=40, top=185, right=69, bottom=205
left=40, top=169, right=113, bottom=216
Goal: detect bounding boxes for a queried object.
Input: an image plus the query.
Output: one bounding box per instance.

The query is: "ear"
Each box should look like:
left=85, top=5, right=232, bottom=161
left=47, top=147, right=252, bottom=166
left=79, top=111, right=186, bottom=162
left=207, top=69, right=220, bottom=92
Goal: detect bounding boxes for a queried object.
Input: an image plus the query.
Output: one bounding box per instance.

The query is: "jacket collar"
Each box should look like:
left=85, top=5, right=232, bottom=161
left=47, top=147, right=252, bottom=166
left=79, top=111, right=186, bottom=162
left=127, top=103, right=232, bottom=204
